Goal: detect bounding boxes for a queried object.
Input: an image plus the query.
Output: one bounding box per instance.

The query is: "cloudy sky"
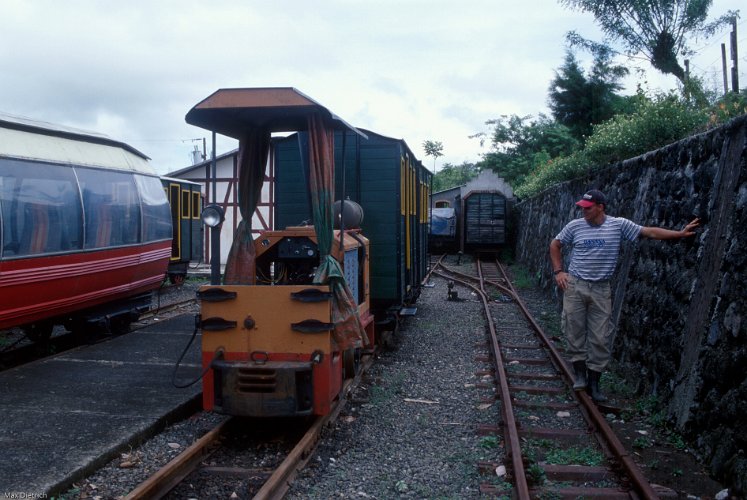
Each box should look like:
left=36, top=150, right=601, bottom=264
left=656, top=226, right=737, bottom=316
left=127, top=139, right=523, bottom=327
left=2, top=0, right=744, bottom=175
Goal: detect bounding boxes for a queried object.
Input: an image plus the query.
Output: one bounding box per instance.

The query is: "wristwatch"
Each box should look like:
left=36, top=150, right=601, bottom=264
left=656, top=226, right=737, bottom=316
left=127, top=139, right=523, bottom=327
left=553, top=269, right=563, bottom=275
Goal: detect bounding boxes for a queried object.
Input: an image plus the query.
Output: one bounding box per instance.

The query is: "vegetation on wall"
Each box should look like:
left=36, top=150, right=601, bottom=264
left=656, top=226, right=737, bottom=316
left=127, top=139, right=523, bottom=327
left=477, top=80, right=747, bottom=200
left=523, top=90, right=746, bottom=198
left=548, top=48, right=633, bottom=143
left=461, top=2, right=744, bottom=201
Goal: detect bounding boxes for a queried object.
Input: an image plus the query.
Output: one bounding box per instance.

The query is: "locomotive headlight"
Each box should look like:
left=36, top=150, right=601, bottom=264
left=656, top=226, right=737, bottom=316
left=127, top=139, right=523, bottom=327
left=201, top=203, right=225, bottom=227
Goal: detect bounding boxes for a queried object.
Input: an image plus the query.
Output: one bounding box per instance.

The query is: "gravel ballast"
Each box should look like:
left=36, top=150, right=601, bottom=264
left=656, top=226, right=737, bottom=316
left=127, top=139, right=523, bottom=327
left=286, top=273, right=507, bottom=498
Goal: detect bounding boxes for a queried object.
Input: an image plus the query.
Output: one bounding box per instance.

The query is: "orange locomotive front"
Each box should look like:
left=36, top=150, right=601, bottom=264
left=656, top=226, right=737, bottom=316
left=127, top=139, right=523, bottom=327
left=199, top=227, right=373, bottom=417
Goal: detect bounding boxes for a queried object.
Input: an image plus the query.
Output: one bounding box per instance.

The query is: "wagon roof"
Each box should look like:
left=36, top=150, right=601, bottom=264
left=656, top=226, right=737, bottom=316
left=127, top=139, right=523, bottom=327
left=0, top=111, right=150, bottom=160
left=185, top=87, right=365, bottom=139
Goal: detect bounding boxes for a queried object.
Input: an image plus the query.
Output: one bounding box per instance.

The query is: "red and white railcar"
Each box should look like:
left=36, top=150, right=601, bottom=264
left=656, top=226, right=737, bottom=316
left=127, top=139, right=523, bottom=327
left=0, top=113, right=172, bottom=338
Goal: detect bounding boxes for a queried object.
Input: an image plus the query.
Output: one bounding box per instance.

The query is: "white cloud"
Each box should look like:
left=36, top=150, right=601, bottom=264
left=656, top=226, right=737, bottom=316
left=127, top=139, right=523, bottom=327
left=1, top=0, right=743, bottom=173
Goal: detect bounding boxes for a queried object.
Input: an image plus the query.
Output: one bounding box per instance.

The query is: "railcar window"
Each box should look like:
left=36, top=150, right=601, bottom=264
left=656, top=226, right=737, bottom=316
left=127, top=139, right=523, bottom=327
left=77, top=168, right=140, bottom=249
left=181, top=190, right=190, bottom=219
left=0, top=159, right=82, bottom=257
left=134, top=175, right=172, bottom=243
left=191, top=192, right=201, bottom=219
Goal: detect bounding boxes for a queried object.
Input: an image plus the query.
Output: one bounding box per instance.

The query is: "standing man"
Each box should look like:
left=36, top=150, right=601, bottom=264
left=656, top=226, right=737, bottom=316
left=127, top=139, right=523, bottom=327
left=549, top=189, right=699, bottom=402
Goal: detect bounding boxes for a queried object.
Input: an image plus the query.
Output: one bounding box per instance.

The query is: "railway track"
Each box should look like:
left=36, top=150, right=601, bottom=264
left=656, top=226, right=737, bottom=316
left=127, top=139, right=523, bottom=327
left=124, top=355, right=375, bottom=499
left=434, top=252, right=675, bottom=499
left=73, top=257, right=679, bottom=498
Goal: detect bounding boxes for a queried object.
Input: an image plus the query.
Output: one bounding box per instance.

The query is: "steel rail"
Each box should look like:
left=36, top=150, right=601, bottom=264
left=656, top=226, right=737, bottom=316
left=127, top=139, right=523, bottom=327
left=139, top=298, right=196, bottom=321
left=424, top=254, right=446, bottom=284
left=124, top=416, right=232, bottom=499
left=490, top=256, right=660, bottom=500
left=253, top=354, right=375, bottom=499
left=432, top=268, right=531, bottom=500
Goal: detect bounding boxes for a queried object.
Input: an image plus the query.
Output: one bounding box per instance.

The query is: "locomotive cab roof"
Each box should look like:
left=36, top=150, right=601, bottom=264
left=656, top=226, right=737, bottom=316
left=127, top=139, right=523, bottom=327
left=185, top=87, right=366, bottom=138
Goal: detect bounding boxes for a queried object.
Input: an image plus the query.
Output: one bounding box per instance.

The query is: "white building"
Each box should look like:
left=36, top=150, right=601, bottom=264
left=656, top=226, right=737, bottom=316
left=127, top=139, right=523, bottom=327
left=165, top=149, right=274, bottom=265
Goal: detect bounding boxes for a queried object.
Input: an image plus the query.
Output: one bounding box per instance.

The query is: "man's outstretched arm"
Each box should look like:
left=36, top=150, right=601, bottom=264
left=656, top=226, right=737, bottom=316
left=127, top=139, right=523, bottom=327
left=640, top=218, right=700, bottom=240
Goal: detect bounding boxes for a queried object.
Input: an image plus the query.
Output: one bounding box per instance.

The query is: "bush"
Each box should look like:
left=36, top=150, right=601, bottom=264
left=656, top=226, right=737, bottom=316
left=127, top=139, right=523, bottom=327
left=708, top=91, right=747, bottom=125
left=515, top=92, right=713, bottom=198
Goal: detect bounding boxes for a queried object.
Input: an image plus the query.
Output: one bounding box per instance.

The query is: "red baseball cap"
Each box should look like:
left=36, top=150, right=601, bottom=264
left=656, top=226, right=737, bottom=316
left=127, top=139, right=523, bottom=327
left=576, top=189, right=606, bottom=207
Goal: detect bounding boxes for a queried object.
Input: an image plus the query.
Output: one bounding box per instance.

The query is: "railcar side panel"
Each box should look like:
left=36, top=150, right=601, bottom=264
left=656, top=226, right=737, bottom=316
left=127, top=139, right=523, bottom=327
left=357, top=140, right=403, bottom=308
left=274, top=130, right=431, bottom=314
left=0, top=243, right=170, bottom=329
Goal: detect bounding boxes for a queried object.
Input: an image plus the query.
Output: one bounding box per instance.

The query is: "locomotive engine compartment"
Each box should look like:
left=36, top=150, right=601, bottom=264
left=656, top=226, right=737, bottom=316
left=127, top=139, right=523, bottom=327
left=199, top=226, right=372, bottom=417
left=256, top=234, right=319, bottom=286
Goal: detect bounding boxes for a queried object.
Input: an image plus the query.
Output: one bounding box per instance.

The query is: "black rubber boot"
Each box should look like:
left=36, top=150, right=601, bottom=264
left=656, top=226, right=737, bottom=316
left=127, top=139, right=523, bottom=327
left=572, top=361, right=587, bottom=391
left=588, top=370, right=608, bottom=402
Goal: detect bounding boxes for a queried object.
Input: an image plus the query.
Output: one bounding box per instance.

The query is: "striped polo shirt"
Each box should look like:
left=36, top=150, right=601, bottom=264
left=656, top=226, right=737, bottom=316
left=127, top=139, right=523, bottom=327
left=555, top=216, right=642, bottom=281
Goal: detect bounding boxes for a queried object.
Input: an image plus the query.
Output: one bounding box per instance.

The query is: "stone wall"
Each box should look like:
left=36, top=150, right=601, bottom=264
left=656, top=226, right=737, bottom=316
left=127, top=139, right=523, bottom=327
left=513, top=114, right=747, bottom=492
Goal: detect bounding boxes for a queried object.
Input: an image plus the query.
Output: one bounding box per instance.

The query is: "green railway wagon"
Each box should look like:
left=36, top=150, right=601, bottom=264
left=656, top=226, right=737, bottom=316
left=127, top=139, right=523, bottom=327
left=274, top=129, right=431, bottom=325
left=161, top=176, right=203, bottom=284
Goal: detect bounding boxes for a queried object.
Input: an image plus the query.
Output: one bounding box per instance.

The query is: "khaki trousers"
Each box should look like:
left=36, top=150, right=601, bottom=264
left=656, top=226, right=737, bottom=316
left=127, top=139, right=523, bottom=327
left=561, top=276, right=613, bottom=372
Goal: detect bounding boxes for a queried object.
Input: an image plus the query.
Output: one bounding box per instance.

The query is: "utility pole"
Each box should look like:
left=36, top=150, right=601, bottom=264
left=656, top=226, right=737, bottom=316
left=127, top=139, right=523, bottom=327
left=730, top=17, right=739, bottom=93
left=721, top=44, right=729, bottom=95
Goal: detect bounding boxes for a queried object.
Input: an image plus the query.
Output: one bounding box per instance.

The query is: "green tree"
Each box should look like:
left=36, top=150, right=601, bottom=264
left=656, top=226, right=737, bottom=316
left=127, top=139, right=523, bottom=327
left=432, top=161, right=479, bottom=192
left=422, top=140, right=444, bottom=173
left=477, top=114, right=579, bottom=187
left=560, top=0, right=738, bottom=83
left=548, top=49, right=633, bottom=142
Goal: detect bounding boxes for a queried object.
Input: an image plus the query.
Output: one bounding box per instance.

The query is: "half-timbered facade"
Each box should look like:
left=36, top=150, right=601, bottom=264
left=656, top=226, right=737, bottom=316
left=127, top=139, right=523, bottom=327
left=166, top=149, right=274, bottom=264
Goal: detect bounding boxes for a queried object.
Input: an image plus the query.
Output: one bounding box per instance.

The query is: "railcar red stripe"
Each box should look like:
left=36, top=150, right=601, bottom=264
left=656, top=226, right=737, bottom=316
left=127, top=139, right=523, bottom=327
left=0, top=275, right=165, bottom=323
left=0, top=248, right=170, bottom=288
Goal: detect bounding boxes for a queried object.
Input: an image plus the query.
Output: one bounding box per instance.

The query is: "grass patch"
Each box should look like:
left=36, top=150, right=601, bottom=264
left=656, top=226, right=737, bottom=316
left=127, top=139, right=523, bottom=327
left=479, top=435, right=500, bottom=449
left=545, top=445, right=604, bottom=466
left=524, top=438, right=603, bottom=466
left=600, top=371, right=636, bottom=399
left=526, top=463, right=546, bottom=486
left=618, top=391, right=690, bottom=453
left=633, top=436, right=653, bottom=449
left=510, top=265, right=533, bottom=289
left=489, top=290, right=511, bottom=301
